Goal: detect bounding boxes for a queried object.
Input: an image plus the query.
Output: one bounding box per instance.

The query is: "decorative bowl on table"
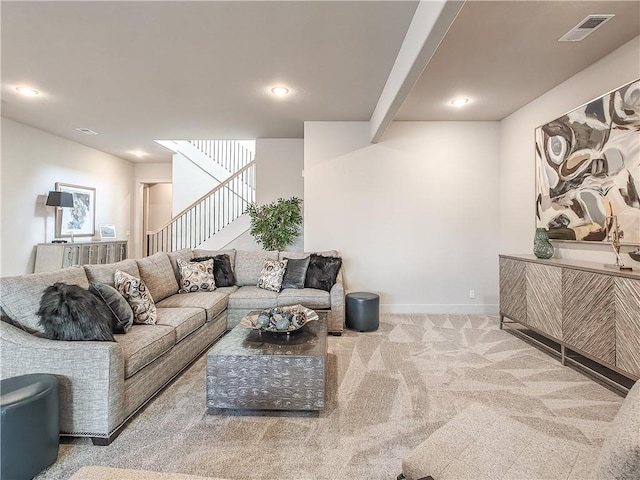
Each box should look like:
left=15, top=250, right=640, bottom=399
left=630, top=249, right=640, bottom=262
left=240, top=305, right=318, bottom=334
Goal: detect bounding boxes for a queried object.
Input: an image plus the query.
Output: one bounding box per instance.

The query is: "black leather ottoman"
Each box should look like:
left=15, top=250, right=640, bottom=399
left=346, top=292, right=380, bottom=332
left=1, top=374, right=60, bottom=480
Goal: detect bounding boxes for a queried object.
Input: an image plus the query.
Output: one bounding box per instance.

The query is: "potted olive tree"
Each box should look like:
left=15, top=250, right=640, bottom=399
left=245, top=197, right=303, bottom=251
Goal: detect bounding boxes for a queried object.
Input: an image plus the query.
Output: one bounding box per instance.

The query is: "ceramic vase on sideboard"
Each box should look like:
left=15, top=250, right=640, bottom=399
left=533, top=227, right=554, bottom=259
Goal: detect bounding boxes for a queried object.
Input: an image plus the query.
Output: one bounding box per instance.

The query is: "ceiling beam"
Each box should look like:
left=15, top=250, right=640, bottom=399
left=369, top=0, right=464, bottom=143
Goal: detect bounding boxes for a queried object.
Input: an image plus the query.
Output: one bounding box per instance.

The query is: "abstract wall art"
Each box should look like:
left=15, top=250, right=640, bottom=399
left=55, top=183, right=96, bottom=238
left=535, top=79, right=640, bottom=244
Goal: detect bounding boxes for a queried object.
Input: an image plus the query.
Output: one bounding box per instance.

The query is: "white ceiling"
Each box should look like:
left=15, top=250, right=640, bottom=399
left=1, top=1, right=639, bottom=163
left=397, top=1, right=640, bottom=121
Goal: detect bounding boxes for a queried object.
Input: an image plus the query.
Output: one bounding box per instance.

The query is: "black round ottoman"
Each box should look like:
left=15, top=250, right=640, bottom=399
left=346, top=292, right=380, bottom=332
left=1, top=374, right=60, bottom=480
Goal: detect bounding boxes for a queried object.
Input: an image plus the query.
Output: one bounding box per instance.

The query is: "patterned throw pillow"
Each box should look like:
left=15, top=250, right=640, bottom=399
left=114, top=270, right=157, bottom=325
left=177, top=258, right=216, bottom=293
left=256, top=259, right=288, bottom=292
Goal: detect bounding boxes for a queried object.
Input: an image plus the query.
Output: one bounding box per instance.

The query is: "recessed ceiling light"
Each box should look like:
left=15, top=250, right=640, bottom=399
left=16, top=86, right=39, bottom=97
left=270, top=86, right=290, bottom=96
left=132, top=150, right=146, bottom=158
left=450, top=97, right=469, bottom=107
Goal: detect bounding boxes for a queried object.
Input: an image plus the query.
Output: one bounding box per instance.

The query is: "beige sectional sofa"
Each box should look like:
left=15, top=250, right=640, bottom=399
left=0, top=248, right=344, bottom=445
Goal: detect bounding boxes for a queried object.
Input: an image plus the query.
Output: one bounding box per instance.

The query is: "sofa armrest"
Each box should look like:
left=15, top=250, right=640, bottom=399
left=0, top=321, right=125, bottom=438
left=329, top=268, right=345, bottom=333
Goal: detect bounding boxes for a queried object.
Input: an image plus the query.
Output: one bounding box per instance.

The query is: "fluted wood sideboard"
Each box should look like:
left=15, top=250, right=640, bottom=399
left=499, top=254, right=640, bottom=381
left=34, top=241, right=128, bottom=273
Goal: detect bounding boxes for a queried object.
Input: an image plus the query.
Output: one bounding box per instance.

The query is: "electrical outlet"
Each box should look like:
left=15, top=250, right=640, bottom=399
left=469, top=290, right=476, bottom=299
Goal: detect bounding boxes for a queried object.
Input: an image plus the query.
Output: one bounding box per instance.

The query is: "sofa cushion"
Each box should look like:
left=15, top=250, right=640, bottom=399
left=155, top=307, right=206, bottom=343
left=228, top=286, right=278, bottom=310
left=281, top=256, right=310, bottom=289
left=305, top=254, right=342, bottom=292
left=84, top=259, right=140, bottom=288
left=215, top=286, right=239, bottom=296
left=257, top=259, right=288, bottom=292
left=277, top=288, right=331, bottom=309
left=114, top=324, right=175, bottom=379
left=593, top=379, right=640, bottom=479
left=88, top=283, right=134, bottom=333
left=166, top=248, right=193, bottom=285
left=0, top=267, right=90, bottom=334
left=234, top=250, right=278, bottom=286
left=156, top=292, right=228, bottom=322
left=115, top=270, right=158, bottom=325
left=192, top=249, right=236, bottom=270
left=136, top=252, right=179, bottom=302
left=177, top=259, right=216, bottom=293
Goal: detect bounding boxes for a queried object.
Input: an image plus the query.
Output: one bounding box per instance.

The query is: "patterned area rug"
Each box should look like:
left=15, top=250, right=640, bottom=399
left=37, top=314, right=623, bottom=480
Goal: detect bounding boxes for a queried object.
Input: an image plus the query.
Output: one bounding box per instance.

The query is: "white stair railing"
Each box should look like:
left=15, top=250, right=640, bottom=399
left=146, top=161, right=255, bottom=255
left=189, top=140, right=254, bottom=175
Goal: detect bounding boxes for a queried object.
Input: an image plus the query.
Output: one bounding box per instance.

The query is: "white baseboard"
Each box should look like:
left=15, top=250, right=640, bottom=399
left=380, top=304, right=499, bottom=315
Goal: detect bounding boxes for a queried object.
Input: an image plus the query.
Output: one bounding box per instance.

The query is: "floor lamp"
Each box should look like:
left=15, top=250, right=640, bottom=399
left=45, top=191, right=74, bottom=243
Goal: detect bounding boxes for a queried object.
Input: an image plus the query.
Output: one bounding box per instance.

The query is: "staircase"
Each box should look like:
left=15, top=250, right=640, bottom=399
left=146, top=140, right=255, bottom=255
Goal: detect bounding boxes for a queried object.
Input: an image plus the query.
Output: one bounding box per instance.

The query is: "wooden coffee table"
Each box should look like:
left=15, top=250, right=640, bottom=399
left=206, top=311, right=327, bottom=412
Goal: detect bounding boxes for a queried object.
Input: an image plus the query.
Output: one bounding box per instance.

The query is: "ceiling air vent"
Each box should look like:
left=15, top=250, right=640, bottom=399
left=559, top=14, right=614, bottom=42
left=76, top=127, right=98, bottom=135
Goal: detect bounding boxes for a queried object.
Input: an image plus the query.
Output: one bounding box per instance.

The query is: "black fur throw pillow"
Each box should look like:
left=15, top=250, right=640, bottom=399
left=192, top=254, right=236, bottom=287
left=37, top=282, right=115, bottom=341
left=304, top=254, right=342, bottom=292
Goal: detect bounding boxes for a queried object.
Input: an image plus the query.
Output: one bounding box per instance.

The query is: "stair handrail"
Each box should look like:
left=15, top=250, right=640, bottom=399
left=188, top=140, right=254, bottom=174
left=147, top=160, right=255, bottom=236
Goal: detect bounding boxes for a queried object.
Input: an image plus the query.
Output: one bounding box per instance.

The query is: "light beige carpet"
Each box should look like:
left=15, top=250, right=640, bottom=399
left=69, top=466, right=223, bottom=480
left=37, top=314, right=624, bottom=480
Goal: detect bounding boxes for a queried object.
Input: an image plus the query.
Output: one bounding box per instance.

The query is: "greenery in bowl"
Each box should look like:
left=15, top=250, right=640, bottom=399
left=245, top=197, right=302, bottom=251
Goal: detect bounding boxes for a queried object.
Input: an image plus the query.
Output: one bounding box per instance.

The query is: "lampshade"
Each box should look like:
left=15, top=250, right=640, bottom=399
left=46, top=191, right=74, bottom=208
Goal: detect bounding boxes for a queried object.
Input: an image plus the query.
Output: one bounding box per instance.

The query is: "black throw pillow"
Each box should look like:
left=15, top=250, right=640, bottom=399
left=304, top=254, right=342, bottom=292
left=192, top=254, right=236, bottom=287
left=282, top=256, right=310, bottom=289
left=89, top=282, right=134, bottom=334
left=37, top=282, right=115, bottom=341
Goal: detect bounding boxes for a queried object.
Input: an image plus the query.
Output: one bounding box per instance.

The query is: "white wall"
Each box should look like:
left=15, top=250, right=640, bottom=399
left=172, top=151, right=217, bottom=214
left=500, top=36, right=640, bottom=264
left=1, top=118, right=135, bottom=275
left=304, top=121, right=500, bottom=313
left=256, top=138, right=304, bottom=204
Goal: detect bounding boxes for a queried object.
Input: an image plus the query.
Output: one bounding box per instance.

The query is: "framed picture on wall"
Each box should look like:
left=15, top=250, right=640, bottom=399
left=534, top=79, right=640, bottom=245
left=55, top=183, right=96, bottom=238
left=99, top=224, right=117, bottom=239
